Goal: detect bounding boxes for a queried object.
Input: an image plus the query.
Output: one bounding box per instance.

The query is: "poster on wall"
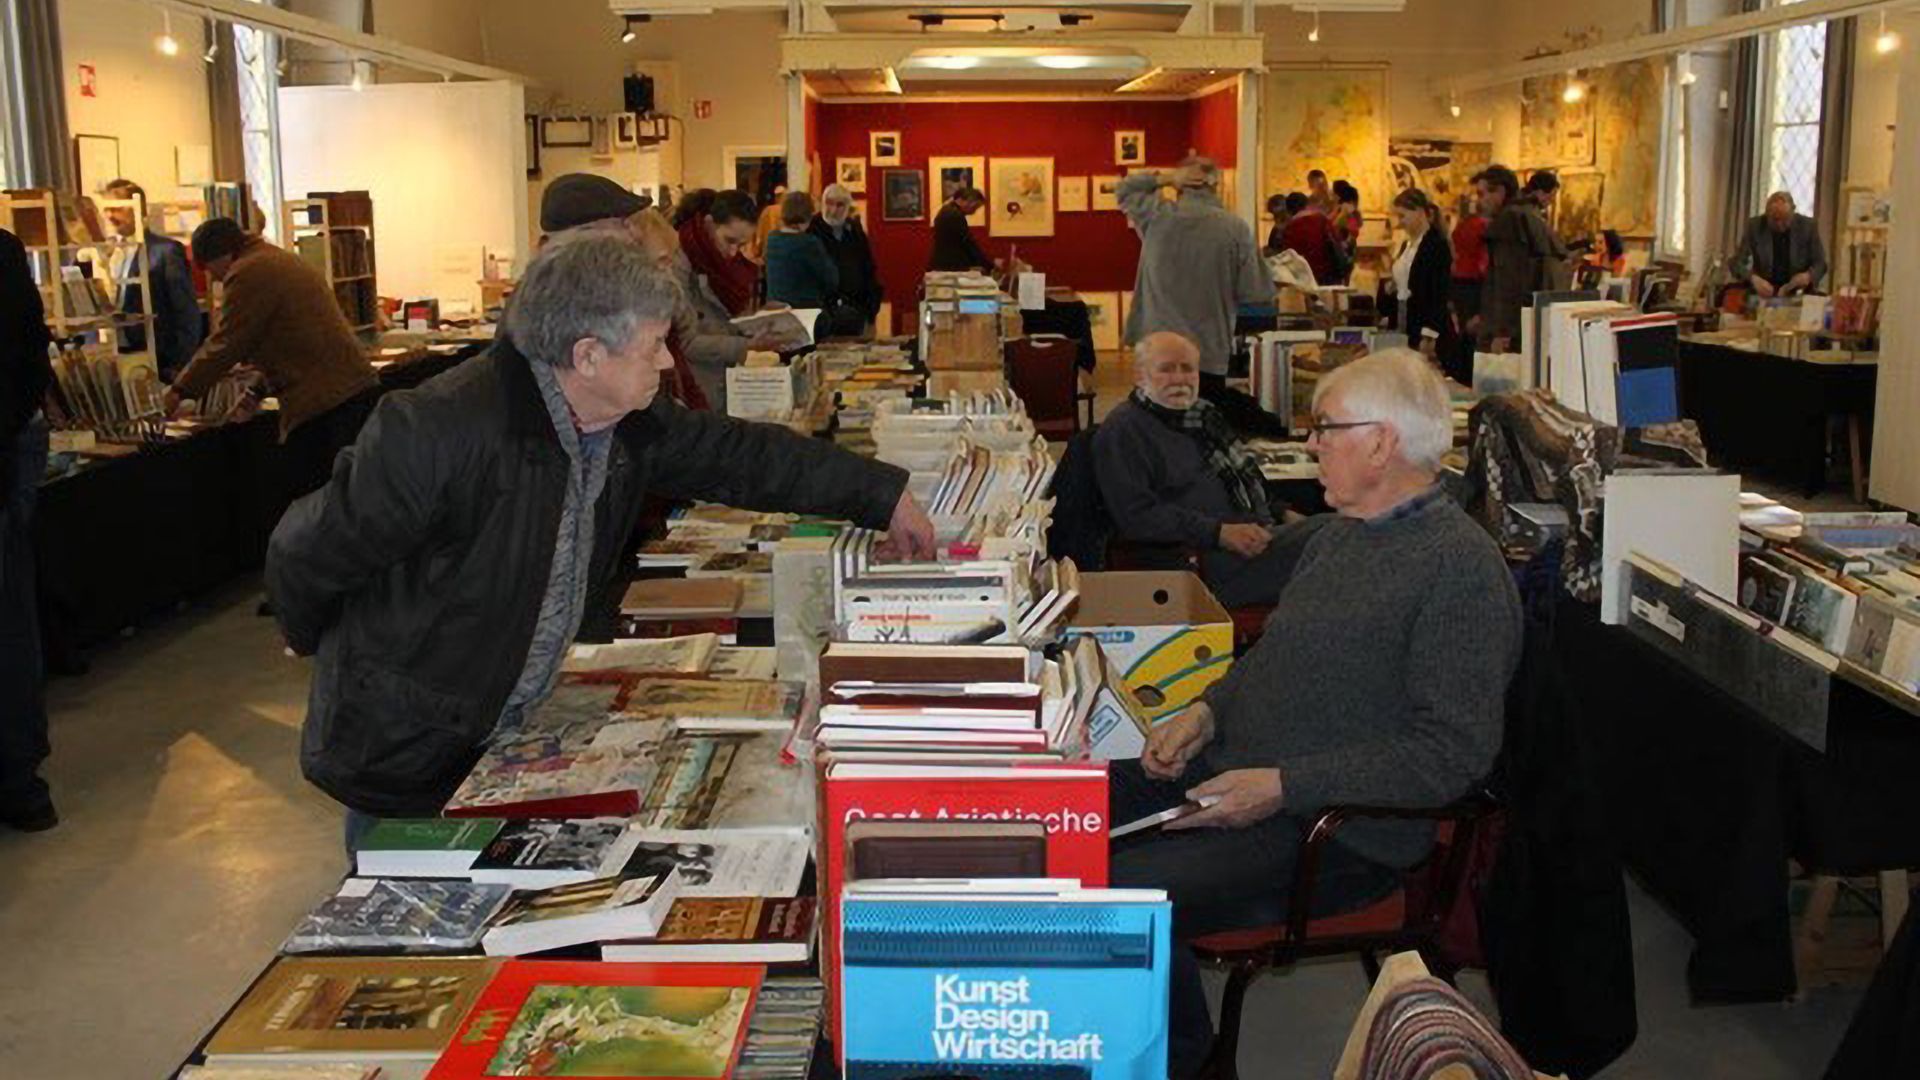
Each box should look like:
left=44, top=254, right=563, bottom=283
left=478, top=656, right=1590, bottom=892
left=1057, top=176, right=1090, bottom=213
left=1592, top=59, right=1663, bottom=237
left=72, top=134, right=120, bottom=197
left=836, top=157, right=868, bottom=194
left=1520, top=74, right=1595, bottom=169
left=1388, top=137, right=1492, bottom=220
left=870, top=132, right=902, bottom=167
left=1091, top=175, right=1121, bottom=212
left=1263, top=65, right=1392, bottom=213
left=989, top=158, right=1055, bottom=237
left=1555, top=170, right=1605, bottom=245
left=882, top=170, right=925, bottom=221
left=1114, top=131, right=1147, bottom=166
left=614, top=113, right=640, bottom=150
left=927, top=155, right=986, bottom=225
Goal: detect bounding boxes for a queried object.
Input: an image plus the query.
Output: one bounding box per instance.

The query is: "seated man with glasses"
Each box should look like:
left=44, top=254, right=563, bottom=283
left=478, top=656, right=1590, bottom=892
left=1093, top=331, right=1295, bottom=606
left=1108, top=348, right=1523, bottom=1079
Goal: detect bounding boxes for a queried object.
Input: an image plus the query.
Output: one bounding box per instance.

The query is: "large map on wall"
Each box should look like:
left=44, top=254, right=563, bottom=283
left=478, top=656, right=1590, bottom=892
left=1389, top=137, right=1493, bottom=219
left=1264, top=66, right=1391, bottom=212
left=1519, top=60, right=1664, bottom=238
left=1520, top=73, right=1595, bottom=168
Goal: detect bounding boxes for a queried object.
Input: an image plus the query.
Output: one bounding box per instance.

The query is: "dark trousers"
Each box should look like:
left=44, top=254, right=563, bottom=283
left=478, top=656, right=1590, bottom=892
left=1109, top=758, right=1399, bottom=1078
left=0, top=416, right=51, bottom=810
left=1446, top=278, right=1482, bottom=387
left=260, top=389, right=380, bottom=551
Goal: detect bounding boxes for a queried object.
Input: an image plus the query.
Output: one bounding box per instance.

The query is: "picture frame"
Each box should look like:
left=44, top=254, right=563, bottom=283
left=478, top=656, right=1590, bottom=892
left=613, top=112, right=640, bottom=150
left=540, top=115, right=594, bottom=148
left=1114, top=131, right=1146, bottom=167
left=869, top=131, right=902, bottom=167
left=590, top=116, right=613, bottom=158
left=836, top=157, right=868, bottom=194
left=988, top=157, right=1055, bottom=238
left=1090, top=174, right=1122, bottom=212
left=1057, top=175, right=1089, bottom=213
left=72, top=134, right=121, bottom=197
left=525, top=116, right=542, bottom=178
left=881, top=169, right=926, bottom=222
left=851, top=199, right=868, bottom=223
left=928, top=155, right=987, bottom=226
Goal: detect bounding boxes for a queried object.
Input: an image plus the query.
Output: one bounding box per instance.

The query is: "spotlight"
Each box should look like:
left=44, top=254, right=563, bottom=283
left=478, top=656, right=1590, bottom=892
left=350, top=59, right=367, bottom=91
left=1562, top=73, right=1585, bottom=104
left=1679, top=52, right=1697, bottom=86
left=1307, top=9, right=1321, bottom=43
left=620, top=15, right=648, bottom=43
left=1450, top=102, right=1462, bottom=118
left=203, top=28, right=219, bottom=65
left=156, top=9, right=179, bottom=56
left=1875, top=12, right=1900, bottom=54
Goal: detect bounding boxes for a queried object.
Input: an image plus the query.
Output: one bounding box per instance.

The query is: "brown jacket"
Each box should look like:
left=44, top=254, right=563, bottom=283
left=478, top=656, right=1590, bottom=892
left=173, top=238, right=376, bottom=439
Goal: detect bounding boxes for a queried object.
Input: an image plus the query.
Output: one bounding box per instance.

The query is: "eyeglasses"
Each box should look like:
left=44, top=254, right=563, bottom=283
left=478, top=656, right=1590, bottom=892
left=1306, top=418, right=1383, bottom=439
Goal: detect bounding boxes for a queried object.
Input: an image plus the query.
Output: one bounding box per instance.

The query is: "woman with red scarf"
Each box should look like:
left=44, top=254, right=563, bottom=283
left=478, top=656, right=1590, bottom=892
left=675, top=189, right=761, bottom=316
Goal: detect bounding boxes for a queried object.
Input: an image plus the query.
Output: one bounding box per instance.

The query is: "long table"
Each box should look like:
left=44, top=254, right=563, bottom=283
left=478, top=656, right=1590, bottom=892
left=1553, top=601, right=1920, bottom=1002
left=1677, top=341, right=1877, bottom=497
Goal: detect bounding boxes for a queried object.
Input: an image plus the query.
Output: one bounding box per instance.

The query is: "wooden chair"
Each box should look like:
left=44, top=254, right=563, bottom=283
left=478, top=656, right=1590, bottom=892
left=1006, top=334, right=1082, bottom=441
left=1188, top=793, right=1502, bottom=1080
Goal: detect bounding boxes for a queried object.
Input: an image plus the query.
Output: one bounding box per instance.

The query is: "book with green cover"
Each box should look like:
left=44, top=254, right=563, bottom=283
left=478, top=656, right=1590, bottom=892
left=356, top=819, right=505, bottom=878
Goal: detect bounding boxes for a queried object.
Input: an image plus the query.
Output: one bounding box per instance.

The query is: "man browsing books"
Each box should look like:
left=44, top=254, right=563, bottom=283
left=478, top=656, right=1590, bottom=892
left=267, top=236, right=934, bottom=849
left=1106, top=349, right=1522, bottom=1079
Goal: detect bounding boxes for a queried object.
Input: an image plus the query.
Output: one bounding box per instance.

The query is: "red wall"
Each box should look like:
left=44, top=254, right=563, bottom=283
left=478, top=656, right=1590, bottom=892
left=814, top=99, right=1211, bottom=315
left=1188, top=86, right=1238, bottom=169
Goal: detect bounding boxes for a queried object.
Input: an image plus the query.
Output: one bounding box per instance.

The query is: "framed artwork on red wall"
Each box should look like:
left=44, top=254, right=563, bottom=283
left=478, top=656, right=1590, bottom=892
left=1115, top=130, right=1147, bottom=166
left=989, top=157, right=1055, bottom=238
left=927, top=156, right=987, bottom=226
left=870, top=131, right=902, bottom=166
left=881, top=170, right=925, bottom=221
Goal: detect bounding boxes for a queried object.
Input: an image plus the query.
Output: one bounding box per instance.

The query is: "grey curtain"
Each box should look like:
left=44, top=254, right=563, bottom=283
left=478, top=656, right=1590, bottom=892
left=207, top=21, right=247, bottom=184
left=1816, top=17, right=1857, bottom=247
left=1718, top=1, right=1765, bottom=275
left=4, top=0, right=71, bottom=191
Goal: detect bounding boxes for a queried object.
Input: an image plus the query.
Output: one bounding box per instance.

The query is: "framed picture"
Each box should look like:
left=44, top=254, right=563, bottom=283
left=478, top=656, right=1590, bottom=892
left=1057, top=175, right=1089, bottom=213
left=1114, top=131, right=1146, bottom=167
left=72, top=134, right=121, bottom=197
left=1555, top=170, right=1604, bottom=245
left=988, top=157, right=1054, bottom=238
left=525, top=116, right=542, bottom=178
left=836, top=157, right=868, bottom=193
left=1091, top=174, right=1122, bottom=212
left=928, top=155, right=987, bottom=226
left=613, top=112, right=640, bottom=150
left=881, top=169, right=925, bottom=222
left=869, top=131, right=902, bottom=167
left=541, top=115, right=594, bottom=148
left=851, top=199, right=868, bottom=223
left=590, top=116, right=613, bottom=158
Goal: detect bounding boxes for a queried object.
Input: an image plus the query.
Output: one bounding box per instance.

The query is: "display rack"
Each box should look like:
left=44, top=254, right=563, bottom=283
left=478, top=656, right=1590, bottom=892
left=4, top=190, right=157, bottom=348
left=281, top=193, right=379, bottom=335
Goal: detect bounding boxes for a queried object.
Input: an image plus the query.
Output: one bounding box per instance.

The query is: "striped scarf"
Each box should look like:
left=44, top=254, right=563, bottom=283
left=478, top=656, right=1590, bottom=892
left=1131, top=388, right=1271, bottom=520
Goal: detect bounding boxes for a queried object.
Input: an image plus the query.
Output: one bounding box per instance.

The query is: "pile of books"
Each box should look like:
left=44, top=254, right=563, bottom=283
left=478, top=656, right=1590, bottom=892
left=828, top=529, right=1079, bottom=647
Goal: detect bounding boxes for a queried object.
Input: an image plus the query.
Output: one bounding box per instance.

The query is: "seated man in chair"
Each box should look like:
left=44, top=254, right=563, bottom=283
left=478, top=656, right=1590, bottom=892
left=1093, top=331, right=1288, bottom=606
left=1108, top=348, right=1523, bottom=1079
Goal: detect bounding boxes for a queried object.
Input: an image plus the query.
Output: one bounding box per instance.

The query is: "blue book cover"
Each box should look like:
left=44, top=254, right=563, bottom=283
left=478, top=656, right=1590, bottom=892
left=841, top=890, right=1171, bottom=1080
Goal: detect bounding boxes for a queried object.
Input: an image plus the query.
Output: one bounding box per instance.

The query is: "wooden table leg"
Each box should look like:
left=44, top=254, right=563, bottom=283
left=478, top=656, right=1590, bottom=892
left=1847, top=414, right=1868, bottom=504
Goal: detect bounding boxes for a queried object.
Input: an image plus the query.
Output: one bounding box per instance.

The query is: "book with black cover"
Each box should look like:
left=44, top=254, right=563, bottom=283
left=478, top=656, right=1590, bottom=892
left=846, top=820, right=1050, bottom=881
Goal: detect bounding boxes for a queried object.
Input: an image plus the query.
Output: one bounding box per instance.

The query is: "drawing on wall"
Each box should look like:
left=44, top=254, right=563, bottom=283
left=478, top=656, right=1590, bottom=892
left=1264, top=65, right=1392, bottom=213
left=1114, top=131, right=1147, bottom=166
left=928, top=155, right=986, bottom=225
left=1592, top=59, right=1663, bottom=237
left=1388, top=137, right=1492, bottom=220
left=836, top=157, right=868, bottom=193
left=1057, top=175, right=1090, bottom=213
left=1520, top=73, right=1595, bottom=168
left=613, top=113, right=640, bottom=150
left=1555, top=170, right=1605, bottom=245
left=989, top=157, right=1055, bottom=237
left=1091, top=174, right=1121, bottom=212
left=881, top=169, right=925, bottom=221
left=870, top=131, right=902, bottom=167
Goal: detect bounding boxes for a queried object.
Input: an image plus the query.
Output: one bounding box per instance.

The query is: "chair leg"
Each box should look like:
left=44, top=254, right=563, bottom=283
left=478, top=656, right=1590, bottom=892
left=1200, top=961, right=1258, bottom=1080
left=1359, top=950, right=1383, bottom=985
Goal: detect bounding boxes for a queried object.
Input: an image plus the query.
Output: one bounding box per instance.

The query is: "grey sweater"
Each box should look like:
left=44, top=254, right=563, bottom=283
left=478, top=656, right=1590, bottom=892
left=1199, top=490, right=1522, bottom=867
left=1119, top=174, right=1273, bottom=375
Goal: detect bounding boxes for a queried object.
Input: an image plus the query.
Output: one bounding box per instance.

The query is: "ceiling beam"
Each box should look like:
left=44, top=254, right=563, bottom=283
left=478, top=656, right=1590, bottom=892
left=149, top=0, right=536, bottom=84
left=1451, top=0, right=1915, bottom=92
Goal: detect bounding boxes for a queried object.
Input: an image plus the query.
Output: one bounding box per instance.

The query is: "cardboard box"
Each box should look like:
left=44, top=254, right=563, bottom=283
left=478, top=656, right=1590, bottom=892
left=1066, top=571, right=1233, bottom=723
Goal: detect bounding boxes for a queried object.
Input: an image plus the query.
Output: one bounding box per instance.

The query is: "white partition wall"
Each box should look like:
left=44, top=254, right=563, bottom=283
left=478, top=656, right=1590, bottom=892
left=1869, top=11, right=1920, bottom=512
left=278, top=79, right=529, bottom=313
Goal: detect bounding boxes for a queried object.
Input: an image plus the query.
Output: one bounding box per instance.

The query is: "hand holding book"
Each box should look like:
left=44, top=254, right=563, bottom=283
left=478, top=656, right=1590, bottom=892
left=1168, top=767, right=1285, bottom=831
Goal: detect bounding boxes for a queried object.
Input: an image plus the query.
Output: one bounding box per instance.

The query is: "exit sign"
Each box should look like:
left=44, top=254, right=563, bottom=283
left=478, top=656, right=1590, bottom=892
left=692, top=100, right=713, bottom=120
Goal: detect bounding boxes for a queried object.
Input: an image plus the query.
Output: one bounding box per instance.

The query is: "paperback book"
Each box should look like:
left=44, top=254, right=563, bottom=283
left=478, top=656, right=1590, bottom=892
left=615, top=827, right=811, bottom=898
left=354, top=819, right=505, bottom=879
left=282, top=880, right=513, bottom=954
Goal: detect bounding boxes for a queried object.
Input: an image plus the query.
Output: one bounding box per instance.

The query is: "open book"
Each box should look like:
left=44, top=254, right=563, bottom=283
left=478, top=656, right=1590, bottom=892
left=731, top=307, right=821, bottom=347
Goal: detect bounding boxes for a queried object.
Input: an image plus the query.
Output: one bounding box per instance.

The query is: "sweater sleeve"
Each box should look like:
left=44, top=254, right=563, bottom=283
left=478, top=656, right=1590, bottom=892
left=1118, top=172, right=1172, bottom=235
left=1234, top=224, right=1274, bottom=306
left=1197, top=515, right=1334, bottom=715
left=1092, top=414, right=1224, bottom=552
left=1278, top=551, right=1520, bottom=816
left=173, top=257, right=278, bottom=398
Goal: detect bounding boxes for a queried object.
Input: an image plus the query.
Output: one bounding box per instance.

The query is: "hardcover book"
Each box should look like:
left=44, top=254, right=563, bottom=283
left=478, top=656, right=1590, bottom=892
left=355, top=819, right=506, bottom=879
left=205, top=956, right=496, bottom=1064
left=564, top=634, right=720, bottom=675
left=846, top=820, right=1049, bottom=881
left=732, top=977, right=826, bottom=1080
left=602, top=896, right=818, bottom=964
left=615, top=827, right=810, bottom=898
left=620, top=677, right=807, bottom=732
left=282, top=880, right=513, bottom=954
left=426, top=960, right=760, bottom=1080
left=467, top=818, right=644, bottom=890
left=622, top=577, right=744, bottom=618
left=445, top=678, right=669, bottom=819
left=480, top=872, right=684, bottom=957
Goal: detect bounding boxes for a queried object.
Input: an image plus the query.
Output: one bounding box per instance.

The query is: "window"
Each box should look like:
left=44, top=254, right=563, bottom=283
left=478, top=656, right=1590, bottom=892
left=233, top=14, right=283, bottom=242
left=1661, top=55, right=1691, bottom=256
left=1758, top=0, right=1826, bottom=214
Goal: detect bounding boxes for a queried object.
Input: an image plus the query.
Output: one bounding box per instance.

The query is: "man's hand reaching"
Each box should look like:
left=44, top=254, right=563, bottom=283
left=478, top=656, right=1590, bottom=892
left=1219, top=523, right=1273, bottom=560
left=874, top=491, right=937, bottom=562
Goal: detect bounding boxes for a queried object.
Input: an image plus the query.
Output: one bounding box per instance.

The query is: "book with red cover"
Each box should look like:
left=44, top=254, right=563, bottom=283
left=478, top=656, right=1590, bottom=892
left=427, top=960, right=762, bottom=1080
left=815, top=759, right=1110, bottom=1056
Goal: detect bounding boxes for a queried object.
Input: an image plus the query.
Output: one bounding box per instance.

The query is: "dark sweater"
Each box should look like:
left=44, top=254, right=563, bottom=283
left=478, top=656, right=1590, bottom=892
left=1199, top=490, right=1522, bottom=867
left=763, top=230, right=838, bottom=309
left=929, top=203, right=991, bottom=272
left=1, top=228, right=52, bottom=446
left=1091, top=398, right=1272, bottom=553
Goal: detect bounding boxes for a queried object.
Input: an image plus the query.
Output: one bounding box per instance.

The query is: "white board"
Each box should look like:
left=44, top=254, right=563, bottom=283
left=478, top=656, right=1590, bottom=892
left=277, top=81, right=530, bottom=314
left=1601, top=472, right=1741, bottom=625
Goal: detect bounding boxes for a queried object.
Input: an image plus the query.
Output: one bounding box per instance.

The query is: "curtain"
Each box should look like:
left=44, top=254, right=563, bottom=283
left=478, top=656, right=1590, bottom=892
left=4, top=0, right=71, bottom=191
left=207, top=22, right=247, bottom=185
left=1717, top=0, right=1765, bottom=280
left=1816, top=17, right=1857, bottom=249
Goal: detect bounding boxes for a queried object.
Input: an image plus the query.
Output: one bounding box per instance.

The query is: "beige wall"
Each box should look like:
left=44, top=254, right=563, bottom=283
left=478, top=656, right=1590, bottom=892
left=1868, top=10, right=1920, bottom=511
left=1847, top=25, right=1904, bottom=192
left=58, top=0, right=214, bottom=201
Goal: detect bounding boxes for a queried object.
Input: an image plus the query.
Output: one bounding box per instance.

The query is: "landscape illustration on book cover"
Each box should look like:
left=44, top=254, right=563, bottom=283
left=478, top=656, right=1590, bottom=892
left=485, top=983, right=752, bottom=1076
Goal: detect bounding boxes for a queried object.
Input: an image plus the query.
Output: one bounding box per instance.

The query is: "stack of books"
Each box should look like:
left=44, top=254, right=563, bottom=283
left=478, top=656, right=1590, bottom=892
left=828, top=530, right=1078, bottom=647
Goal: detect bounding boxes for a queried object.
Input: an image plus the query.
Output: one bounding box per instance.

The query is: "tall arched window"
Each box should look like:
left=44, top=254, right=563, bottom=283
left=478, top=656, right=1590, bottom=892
left=1759, top=1, right=1827, bottom=212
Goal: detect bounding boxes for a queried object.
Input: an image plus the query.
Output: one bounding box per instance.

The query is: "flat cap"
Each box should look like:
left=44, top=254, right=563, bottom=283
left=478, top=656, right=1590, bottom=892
left=540, top=173, right=647, bottom=233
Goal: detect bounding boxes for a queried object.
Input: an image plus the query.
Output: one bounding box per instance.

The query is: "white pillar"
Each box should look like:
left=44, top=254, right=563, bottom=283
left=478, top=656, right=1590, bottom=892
left=1867, top=12, right=1920, bottom=510
left=1237, top=71, right=1261, bottom=227
left=785, top=73, right=809, bottom=195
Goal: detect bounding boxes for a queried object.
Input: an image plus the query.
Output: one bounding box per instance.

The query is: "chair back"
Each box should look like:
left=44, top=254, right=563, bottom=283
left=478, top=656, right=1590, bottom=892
left=1045, top=427, right=1109, bottom=570
left=1007, top=335, right=1080, bottom=440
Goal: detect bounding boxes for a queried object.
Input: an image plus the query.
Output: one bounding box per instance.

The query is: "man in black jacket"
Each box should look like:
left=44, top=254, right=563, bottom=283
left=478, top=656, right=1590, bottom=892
left=267, top=236, right=933, bottom=843
left=0, top=226, right=55, bottom=831
left=928, top=187, right=993, bottom=273
left=810, top=183, right=883, bottom=337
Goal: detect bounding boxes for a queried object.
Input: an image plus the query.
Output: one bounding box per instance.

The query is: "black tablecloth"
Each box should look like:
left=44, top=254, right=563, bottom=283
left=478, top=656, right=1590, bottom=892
left=1678, top=342, right=1877, bottom=495
left=1555, top=601, right=1920, bottom=1001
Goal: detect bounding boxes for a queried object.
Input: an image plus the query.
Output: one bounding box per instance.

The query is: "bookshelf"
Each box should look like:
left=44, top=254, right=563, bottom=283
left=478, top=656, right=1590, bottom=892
left=281, top=193, right=379, bottom=336
left=3, top=190, right=158, bottom=355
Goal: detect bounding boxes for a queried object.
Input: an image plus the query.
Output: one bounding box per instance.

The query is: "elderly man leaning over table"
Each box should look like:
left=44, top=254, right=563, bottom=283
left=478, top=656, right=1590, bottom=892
left=1107, top=348, right=1524, bottom=1080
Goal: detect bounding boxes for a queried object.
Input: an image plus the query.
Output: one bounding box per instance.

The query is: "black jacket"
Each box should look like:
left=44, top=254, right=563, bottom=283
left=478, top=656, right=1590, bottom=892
left=1401, top=228, right=1455, bottom=350
left=809, top=215, right=883, bottom=320
left=118, top=231, right=205, bottom=381
left=1, top=228, right=52, bottom=448
left=267, top=338, right=909, bottom=814
left=929, top=203, right=991, bottom=272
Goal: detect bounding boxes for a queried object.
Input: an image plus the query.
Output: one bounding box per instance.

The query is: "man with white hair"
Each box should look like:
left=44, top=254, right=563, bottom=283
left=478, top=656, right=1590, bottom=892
left=1092, top=331, right=1285, bottom=606
left=268, top=236, right=934, bottom=848
left=1120, top=155, right=1272, bottom=410
left=1109, top=348, right=1523, bottom=1078
left=810, top=183, right=883, bottom=337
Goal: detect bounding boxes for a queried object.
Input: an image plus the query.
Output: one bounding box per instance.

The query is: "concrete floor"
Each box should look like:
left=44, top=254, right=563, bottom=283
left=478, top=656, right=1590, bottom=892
left=1, top=576, right=1874, bottom=1079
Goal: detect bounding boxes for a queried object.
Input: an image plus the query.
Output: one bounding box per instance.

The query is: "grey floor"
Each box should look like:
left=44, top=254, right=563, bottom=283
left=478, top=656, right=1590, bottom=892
left=4, top=579, right=1874, bottom=1078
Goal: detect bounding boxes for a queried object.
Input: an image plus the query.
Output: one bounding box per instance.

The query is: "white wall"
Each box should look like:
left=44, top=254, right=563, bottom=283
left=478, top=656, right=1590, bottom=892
left=278, top=80, right=531, bottom=312
left=58, top=0, right=214, bottom=200
left=1868, top=10, right=1920, bottom=511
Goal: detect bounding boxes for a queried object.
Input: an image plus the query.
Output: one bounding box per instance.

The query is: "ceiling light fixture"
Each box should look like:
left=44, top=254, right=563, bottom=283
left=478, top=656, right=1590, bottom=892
left=1449, top=89, right=1462, bottom=118
left=1562, top=71, right=1585, bottom=104
left=1308, top=9, right=1321, bottom=43
left=620, top=15, right=647, bottom=43
left=350, top=58, right=367, bottom=91
left=156, top=8, right=179, bottom=56
left=920, top=55, right=982, bottom=70
left=1035, top=55, right=1095, bottom=70
left=203, top=21, right=220, bottom=64
left=1876, top=12, right=1900, bottom=54
left=1679, top=51, right=1697, bottom=85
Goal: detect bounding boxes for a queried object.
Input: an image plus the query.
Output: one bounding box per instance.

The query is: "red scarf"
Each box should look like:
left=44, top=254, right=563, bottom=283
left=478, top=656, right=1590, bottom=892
left=663, top=331, right=711, bottom=411
left=678, top=215, right=757, bottom=316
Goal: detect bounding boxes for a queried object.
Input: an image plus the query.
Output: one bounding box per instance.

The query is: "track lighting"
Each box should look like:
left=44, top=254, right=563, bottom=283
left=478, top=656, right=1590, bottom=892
left=1562, top=72, right=1586, bottom=104
left=1307, top=9, right=1321, bottom=43
left=1875, top=12, right=1900, bottom=54
left=156, top=9, right=179, bottom=56
left=620, top=15, right=647, bottom=43
left=203, top=24, right=219, bottom=65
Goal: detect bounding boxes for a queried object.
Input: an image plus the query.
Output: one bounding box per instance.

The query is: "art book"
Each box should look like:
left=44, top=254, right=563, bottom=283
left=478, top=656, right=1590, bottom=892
left=619, top=677, right=807, bottom=733
left=205, top=956, right=496, bottom=1065
left=467, top=818, right=646, bottom=890
left=426, top=960, right=760, bottom=1079
left=602, top=897, right=818, bottom=964
left=641, top=731, right=812, bottom=831
left=481, top=872, right=683, bottom=956
left=731, top=977, right=826, bottom=1080
left=615, top=827, right=810, bottom=898
left=839, top=883, right=1172, bottom=1080
left=445, top=678, right=670, bottom=819
left=355, top=818, right=506, bottom=878
left=282, top=880, right=513, bottom=954
left=563, top=634, right=720, bottom=675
